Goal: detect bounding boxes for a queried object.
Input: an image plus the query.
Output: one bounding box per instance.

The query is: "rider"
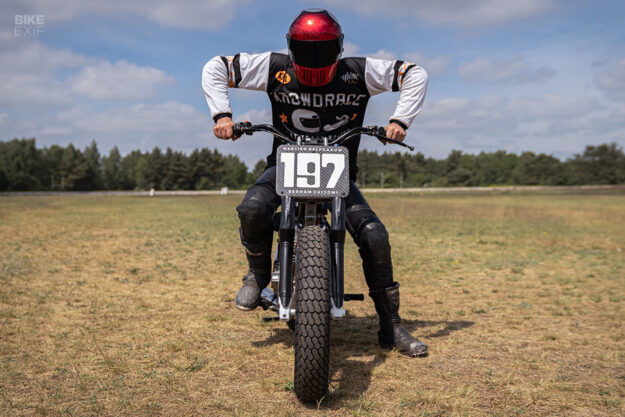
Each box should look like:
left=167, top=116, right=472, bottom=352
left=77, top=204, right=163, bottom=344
left=202, top=9, right=429, bottom=357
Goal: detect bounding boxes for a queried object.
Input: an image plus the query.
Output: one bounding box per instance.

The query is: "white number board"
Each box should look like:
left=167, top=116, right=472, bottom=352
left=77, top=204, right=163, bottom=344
left=276, top=145, right=349, bottom=198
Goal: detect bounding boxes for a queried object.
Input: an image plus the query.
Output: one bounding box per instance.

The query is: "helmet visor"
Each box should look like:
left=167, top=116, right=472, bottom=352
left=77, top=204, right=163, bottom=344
left=288, top=37, right=342, bottom=69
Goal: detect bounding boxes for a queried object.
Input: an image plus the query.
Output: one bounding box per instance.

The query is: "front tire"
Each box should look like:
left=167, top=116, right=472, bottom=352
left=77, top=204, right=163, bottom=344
left=293, top=225, right=332, bottom=403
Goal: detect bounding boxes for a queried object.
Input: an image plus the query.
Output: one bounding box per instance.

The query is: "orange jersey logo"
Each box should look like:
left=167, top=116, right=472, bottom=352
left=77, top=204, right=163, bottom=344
left=275, top=71, right=291, bottom=85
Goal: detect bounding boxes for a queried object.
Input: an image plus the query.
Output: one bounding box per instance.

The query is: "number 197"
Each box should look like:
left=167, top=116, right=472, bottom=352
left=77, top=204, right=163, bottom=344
left=280, top=152, right=345, bottom=189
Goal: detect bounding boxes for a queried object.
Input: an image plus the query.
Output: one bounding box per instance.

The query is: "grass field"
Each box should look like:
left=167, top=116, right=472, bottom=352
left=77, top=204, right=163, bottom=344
left=1, top=191, right=624, bottom=416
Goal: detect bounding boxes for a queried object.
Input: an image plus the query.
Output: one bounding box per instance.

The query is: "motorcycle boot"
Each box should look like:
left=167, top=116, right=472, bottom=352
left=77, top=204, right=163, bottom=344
left=235, top=271, right=271, bottom=311
left=235, top=230, right=272, bottom=311
left=369, top=282, right=428, bottom=357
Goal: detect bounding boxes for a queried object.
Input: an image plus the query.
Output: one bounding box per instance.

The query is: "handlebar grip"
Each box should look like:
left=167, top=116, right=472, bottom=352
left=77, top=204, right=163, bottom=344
left=233, top=121, right=252, bottom=137
left=375, top=126, right=386, bottom=137
left=232, top=123, right=242, bottom=137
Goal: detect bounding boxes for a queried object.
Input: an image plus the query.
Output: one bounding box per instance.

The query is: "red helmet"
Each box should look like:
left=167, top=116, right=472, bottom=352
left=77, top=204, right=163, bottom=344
left=287, top=9, right=344, bottom=87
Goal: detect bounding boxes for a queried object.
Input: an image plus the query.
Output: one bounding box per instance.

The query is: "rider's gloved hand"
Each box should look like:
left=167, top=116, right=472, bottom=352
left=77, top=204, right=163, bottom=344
left=383, top=122, right=406, bottom=144
left=213, top=116, right=240, bottom=140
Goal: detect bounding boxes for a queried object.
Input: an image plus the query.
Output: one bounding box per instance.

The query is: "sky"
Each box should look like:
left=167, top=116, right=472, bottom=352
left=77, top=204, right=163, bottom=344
left=1, top=0, right=625, bottom=167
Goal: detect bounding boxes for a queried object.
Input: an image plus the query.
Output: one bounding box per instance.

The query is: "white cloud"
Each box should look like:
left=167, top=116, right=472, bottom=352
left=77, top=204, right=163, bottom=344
left=341, top=41, right=396, bottom=60
left=369, top=49, right=397, bottom=60
left=358, top=88, right=625, bottom=159
left=0, top=40, right=87, bottom=108
left=0, top=38, right=224, bottom=162
left=6, top=0, right=247, bottom=30
left=60, top=101, right=204, bottom=135
left=319, top=0, right=557, bottom=27
left=27, top=101, right=211, bottom=153
left=405, top=94, right=624, bottom=158
left=40, top=126, right=72, bottom=135
left=342, top=41, right=360, bottom=57
left=236, top=108, right=272, bottom=125
left=0, top=73, right=75, bottom=108
left=1, top=40, right=86, bottom=73
left=3, top=101, right=272, bottom=168
left=0, top=42, right=203, bottom=155
left=458, top=57, right=556, bottom=84
left=402, top=52, right=451, bottom=75
left=0, top=40, right=174, bottom=107
left=69, top=60, right=173, bottom=100
left=597, top=59, right=625, bottom=99
left=345, top=43, right=449, bottom=76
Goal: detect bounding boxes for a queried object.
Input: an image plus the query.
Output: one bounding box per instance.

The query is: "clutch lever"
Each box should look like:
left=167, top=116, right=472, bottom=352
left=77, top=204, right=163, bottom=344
left=372, top=127, right=415, bottom=151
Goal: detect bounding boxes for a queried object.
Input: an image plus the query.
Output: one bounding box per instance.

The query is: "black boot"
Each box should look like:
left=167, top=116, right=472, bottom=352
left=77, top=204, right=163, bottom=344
left=235, top=230, right=272, bottom=311
left=235, top=271, right=270, bottom=311
left=369, top=283, right=428, bottom=357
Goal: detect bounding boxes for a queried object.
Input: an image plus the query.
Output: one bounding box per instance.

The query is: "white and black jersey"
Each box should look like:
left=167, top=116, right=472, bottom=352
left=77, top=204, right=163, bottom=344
left=202, top=52, right=428, bottom=179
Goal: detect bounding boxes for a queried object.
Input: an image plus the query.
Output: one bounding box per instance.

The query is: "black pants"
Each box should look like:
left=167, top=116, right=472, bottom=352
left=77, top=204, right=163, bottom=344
left=236, top=166, right=393, bottom=291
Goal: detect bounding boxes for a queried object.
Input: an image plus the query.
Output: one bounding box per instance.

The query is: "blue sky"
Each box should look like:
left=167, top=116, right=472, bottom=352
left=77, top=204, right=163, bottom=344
left=2, top=0, right=625, bottom=167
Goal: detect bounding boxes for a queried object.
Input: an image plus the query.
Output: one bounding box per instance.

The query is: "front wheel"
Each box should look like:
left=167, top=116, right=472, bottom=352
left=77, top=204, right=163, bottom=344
left=293, top=225, right=332, bottom=403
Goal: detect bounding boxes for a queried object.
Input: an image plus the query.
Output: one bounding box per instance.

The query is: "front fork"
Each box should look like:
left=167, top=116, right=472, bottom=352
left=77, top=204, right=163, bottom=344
left=276, top=196, right=347, bottom=320
left=330, top=197, right=346, bottom=318
left=278, top=196, right=295, bottom=320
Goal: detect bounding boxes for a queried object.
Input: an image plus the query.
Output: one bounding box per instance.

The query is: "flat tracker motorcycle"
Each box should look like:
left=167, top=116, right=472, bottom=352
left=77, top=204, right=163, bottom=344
left=233, top=121, right=413, bottom=403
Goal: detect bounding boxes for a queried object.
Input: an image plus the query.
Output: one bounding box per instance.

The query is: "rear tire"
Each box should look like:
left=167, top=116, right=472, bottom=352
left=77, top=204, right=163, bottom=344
left=293, top=225, right=331, bottom=403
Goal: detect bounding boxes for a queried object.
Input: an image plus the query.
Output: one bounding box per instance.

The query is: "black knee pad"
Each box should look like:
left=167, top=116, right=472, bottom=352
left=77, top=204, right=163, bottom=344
left=346, top=204, right=393, bottom=290
left=360, top=221, right=392, bottom=267
left=346, top=204, right=376, bottom=240
left=237, top=186, right=275, bottom=229
left=346, top=204, right=391, bottom=267
left=236, top=185, right=277, bottom=246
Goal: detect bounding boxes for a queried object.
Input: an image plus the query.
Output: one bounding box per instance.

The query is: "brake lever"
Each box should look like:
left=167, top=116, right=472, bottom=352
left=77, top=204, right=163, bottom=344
left=373, top=127, right=415, bottom=151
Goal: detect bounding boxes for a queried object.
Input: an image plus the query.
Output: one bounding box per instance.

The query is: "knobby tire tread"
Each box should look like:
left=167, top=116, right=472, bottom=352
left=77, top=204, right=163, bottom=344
left=293, top=225, right=331, bottom=403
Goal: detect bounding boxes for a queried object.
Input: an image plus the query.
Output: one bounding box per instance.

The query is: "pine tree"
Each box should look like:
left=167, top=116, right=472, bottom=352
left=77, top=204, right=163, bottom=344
left=0, top=138, right=42, bottom=190
left=58, top=144, right=89, bottom=190
left=569, top=143, right=625, bottom=184
left=134, top=156, right=150, bottom=189
left=41, top=145, right=65, bottom=190
left=222, top=155, right=248, bottom=188
left=163, top=151, right=190, bottom=190
left=102, top=147, right=122, bottom=190
left=83, top=140, right=103, bottom=190
left=119, top=150, right=143, bottom=190
left=247, top=159, right=267, bottom=184
left=146, top=147, right=165, bottom=189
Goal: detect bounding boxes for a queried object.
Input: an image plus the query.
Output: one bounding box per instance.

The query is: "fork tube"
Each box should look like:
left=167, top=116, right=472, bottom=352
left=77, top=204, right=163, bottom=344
left=330, top=197, right=346, bottom=309
left=278, top=196, right=295, bottom=310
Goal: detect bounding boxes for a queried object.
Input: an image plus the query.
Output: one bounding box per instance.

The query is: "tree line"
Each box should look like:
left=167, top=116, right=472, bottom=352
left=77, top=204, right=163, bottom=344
left=1, top=138, right=624, bottom=191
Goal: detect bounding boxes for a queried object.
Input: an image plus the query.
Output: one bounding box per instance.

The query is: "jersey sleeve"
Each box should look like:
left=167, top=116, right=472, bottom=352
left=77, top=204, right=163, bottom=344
left=201, top=52, right=271, bottom=121
left=364, top=57, right=428, bottom=129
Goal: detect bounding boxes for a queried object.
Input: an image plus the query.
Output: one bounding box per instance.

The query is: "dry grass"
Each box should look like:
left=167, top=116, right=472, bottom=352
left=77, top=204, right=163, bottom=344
left=1, top=191, right=624, bottom=416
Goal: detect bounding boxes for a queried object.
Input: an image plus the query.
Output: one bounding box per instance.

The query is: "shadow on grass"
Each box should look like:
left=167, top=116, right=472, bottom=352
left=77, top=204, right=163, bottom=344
left=252, top=314, right=474, bottom=410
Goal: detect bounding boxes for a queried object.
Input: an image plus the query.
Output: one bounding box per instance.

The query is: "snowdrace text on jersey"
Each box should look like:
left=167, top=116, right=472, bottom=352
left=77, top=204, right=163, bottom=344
left=271, top=92, right=367, bottom=108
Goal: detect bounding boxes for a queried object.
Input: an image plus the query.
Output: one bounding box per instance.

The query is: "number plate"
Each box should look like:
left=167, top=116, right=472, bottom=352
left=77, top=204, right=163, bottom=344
left=276, top=145, right=349, bottom=198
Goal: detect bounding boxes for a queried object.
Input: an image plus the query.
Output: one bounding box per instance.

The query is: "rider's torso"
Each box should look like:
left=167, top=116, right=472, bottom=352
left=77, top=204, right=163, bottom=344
left=266, top=53, right=370, bottom=180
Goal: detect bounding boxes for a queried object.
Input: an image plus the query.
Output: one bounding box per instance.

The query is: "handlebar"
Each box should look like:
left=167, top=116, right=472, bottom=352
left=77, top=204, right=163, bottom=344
left=233, top=121, right=415, bottom=151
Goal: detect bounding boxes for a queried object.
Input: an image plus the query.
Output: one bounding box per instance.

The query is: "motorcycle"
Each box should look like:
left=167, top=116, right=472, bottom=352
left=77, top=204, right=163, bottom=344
left=232, top=121, right=413, bottom=403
